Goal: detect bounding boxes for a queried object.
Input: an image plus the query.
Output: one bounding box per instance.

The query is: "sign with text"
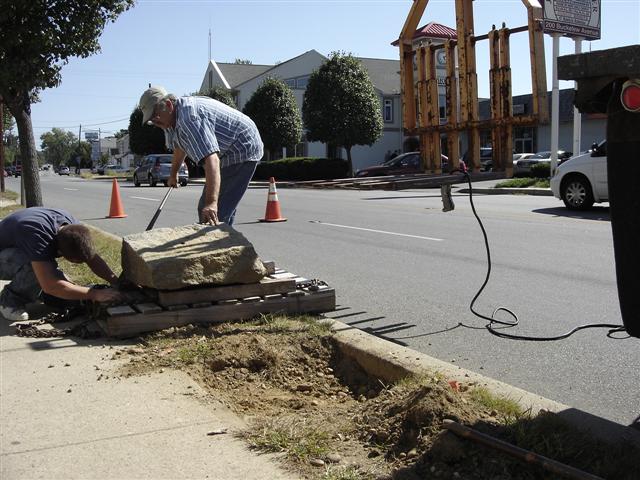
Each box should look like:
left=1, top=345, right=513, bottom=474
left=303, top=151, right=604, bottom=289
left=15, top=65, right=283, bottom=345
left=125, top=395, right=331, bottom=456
left=543, top=0, right=601, bottom=40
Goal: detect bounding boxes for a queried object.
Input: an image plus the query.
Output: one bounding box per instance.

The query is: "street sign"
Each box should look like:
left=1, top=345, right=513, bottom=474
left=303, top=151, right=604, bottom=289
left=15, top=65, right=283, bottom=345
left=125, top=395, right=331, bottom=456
left=543, top=0, right=601, bottom=40
left=84, top=131, right=99, bottom=141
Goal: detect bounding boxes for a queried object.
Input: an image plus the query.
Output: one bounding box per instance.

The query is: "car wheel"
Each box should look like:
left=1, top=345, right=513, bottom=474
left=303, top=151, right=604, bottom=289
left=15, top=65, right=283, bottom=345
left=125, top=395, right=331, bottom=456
left=133, top=174, right=140, bottom=187
left=149, top=175, right=157, bottom=187
left=561, top=174, right=594, bottom=210
left=180, top=180, right=188, bottom=187
left=162, top=180, right=168, bottom=187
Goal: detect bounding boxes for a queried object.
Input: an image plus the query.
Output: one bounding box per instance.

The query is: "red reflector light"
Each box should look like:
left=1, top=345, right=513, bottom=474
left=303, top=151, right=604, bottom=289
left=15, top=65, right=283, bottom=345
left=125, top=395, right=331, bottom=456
left=620, top=79, right=640, bottom=113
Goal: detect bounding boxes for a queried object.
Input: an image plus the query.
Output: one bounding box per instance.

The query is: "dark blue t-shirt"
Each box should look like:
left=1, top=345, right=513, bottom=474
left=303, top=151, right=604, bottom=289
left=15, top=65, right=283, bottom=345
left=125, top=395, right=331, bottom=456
left=0, top=207, right=77, bottom=262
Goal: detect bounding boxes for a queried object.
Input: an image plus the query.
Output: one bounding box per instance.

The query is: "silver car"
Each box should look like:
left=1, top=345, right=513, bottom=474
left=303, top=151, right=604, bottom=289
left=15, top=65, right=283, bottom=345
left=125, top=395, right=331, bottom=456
left=133, top=154, right=188, bottom=187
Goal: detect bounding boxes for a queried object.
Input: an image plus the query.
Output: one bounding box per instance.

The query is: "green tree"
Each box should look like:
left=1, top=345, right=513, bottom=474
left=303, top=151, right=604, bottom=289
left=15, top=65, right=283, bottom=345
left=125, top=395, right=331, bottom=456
left=234, top=59, right=253, bottom=65
left=200, top=86, right=237, bottom=109
left=128, top=108, right=167, bottom=156
left=73, top=141, right=93, bottom=168
left=40, top=128, right=77, bottom=167
left=242, top=77, right=302, bottom=159
left=114, top=128, right=128, bottom=139
left=302, top=52, right=383, bottom=176
left=0, top=0, right=134, bottom=207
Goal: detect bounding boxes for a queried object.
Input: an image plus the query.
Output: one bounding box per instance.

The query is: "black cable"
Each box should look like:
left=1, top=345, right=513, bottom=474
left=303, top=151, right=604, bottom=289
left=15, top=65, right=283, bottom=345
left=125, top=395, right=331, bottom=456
left=462, top=170, right=627, bottom=341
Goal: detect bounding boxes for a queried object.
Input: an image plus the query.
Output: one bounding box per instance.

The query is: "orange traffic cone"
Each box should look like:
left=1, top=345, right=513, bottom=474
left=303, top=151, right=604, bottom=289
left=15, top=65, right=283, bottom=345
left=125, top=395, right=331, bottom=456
left=107, top=178, right=127, bottom=218
left=259, top=177, right=287, bottom=222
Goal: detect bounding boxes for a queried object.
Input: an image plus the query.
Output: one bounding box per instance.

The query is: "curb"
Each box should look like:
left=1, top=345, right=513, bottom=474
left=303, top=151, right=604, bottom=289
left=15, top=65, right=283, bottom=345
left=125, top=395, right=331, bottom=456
left=327, top=318, right=640, bottom=448
left=457, top=187, right=553, bottom=196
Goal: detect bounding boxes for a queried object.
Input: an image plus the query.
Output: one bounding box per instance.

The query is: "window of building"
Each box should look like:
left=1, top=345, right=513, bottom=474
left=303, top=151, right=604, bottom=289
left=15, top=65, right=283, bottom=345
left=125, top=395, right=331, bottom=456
left=285, top=78, right=296, bottom=88
left=296, top=76, right=309, bottom=89
left=384, top=99, right=393, bottom=122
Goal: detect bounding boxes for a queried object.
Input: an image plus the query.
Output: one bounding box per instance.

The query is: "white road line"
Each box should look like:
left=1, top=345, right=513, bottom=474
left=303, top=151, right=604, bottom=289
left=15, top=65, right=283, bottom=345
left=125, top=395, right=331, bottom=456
left=63, top=188, right=79, bottom=191
left=130, top=196, right=159, bottom=202
left=310, top=221, right=443, bottom=242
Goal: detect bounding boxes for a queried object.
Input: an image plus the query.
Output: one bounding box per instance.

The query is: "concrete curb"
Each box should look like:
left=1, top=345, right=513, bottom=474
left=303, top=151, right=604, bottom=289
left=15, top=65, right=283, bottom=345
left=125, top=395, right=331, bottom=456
left=327, top=318, right=640, bottom=447
left=457, top=187, right=553, bottom=196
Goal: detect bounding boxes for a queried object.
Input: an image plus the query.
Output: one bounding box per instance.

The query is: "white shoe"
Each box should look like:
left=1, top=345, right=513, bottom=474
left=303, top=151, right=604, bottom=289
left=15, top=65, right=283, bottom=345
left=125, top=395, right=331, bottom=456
left=0, top=305, right=29, bottom=321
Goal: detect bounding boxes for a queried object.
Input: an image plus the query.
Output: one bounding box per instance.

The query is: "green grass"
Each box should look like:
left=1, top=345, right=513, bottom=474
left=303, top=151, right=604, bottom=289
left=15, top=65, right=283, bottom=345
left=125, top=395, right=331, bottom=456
left=176, top=341, right=212, bottom=364
left=243, top=313, right=333, bottom=336
left=470, top=386, right=525, bottom=421
left=247, top=419, right=332, bottom=463
left=322, top=466, right=374, bottom=480
left=1, top=189, right=19, bottom=201
left=495, top=178, right=550, bottom=188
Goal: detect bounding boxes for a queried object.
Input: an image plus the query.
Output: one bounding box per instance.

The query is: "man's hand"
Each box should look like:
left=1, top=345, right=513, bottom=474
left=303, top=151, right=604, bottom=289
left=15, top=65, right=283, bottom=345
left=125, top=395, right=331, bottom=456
left=88, top=287, right=123, bottom=303
left=167, top=173, right=179, bottom=188
left=201, top=203, right=219, bottom=225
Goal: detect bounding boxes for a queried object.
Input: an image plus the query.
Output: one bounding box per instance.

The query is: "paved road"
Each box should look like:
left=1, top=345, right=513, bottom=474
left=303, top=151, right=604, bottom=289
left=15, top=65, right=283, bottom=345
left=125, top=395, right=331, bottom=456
left=4, top=172, right=638, bottom=427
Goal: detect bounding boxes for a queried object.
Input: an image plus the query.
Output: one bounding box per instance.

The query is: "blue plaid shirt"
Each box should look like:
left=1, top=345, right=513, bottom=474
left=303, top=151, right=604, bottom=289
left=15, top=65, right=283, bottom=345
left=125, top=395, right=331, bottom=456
left=165, top=96, right=263, bottom=168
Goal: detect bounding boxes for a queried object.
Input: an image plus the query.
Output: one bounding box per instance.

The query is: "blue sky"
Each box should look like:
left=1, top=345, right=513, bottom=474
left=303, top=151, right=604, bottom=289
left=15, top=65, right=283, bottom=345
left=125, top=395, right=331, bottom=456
left=27, top=0, right=640, bottom=144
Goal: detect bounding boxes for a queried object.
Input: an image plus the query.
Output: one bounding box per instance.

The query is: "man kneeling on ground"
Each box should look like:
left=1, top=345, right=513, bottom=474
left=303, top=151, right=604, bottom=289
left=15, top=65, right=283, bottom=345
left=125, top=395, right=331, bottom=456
left=0, top=207, right=122, bottom=321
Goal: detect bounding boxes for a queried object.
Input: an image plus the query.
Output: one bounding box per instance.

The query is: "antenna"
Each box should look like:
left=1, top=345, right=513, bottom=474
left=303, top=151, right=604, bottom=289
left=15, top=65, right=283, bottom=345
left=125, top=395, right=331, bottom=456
left=209, top=28, right=212, bottom=61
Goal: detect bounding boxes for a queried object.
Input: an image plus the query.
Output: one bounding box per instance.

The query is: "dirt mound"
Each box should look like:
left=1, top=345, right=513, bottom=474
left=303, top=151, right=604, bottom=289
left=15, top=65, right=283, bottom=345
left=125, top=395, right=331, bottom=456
left=116, top=317, right=638, bottom=480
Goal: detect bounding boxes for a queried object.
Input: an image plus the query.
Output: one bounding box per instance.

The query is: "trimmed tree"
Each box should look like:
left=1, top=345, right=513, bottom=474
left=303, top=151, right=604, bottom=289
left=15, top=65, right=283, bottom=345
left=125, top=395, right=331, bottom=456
left=128, top=108, right=167, bottom=156
left=0, top=0, right=134, bottom=206
left=242, top=77, right=302, bottom=159
left=200, top=86, right=237, bottom=109
left=302, top=52, right=383, bottom=176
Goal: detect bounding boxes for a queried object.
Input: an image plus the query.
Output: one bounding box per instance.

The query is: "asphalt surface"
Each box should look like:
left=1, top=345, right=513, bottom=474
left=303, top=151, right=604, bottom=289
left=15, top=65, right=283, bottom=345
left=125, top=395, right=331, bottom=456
left=3, top=172, right=638, bottom=428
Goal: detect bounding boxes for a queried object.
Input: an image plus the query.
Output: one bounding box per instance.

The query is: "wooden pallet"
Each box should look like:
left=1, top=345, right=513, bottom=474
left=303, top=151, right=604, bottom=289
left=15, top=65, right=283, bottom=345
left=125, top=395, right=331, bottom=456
left=97, top=268, right=335, bottom=338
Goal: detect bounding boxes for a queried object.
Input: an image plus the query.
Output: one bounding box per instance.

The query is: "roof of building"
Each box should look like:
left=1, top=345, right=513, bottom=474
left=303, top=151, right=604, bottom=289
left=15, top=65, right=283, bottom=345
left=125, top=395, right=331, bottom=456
left=356, top=57, right=401, bottom=94
left=391, top=22, right=458, bottom=46
left=214, top=62, right=272, bottom=88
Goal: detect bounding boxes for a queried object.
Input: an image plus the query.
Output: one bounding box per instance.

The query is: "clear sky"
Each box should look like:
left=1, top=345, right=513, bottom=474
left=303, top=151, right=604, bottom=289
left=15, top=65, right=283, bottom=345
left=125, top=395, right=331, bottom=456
left=27, top=0, right=640, bottom=144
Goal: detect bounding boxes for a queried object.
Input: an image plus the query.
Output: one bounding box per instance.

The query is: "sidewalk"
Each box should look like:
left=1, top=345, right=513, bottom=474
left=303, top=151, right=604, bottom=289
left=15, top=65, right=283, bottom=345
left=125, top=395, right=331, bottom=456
left=0, top=287, right=296, bottom=480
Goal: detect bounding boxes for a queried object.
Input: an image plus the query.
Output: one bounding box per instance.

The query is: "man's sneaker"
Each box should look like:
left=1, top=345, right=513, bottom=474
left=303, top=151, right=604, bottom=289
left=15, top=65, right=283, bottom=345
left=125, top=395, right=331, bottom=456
left=0, top=305, right=29, bottom=321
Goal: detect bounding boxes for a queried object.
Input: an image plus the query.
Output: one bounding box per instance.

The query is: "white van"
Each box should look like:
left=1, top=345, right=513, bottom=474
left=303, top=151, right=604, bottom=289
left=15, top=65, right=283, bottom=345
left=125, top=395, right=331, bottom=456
left=550, top=141, right=608, bottom=210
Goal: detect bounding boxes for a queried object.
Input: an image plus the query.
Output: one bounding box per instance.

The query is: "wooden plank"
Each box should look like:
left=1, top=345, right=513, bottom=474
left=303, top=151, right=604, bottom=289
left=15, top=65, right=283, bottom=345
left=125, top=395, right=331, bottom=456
left=101, top=288, right=336, bottom=338
left=269, top=272, right=298, bottom=280
left=157, top=278, right=296, bottom=306
left=133, top=303, right=163, bottom=314
left=106, top=306, right=137, bottom=317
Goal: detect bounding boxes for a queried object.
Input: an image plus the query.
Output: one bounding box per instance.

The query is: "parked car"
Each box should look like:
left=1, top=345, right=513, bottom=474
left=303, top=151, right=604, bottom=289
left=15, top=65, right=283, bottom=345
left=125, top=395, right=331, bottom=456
left=515, top=150, right=572, bottom=176
left=13, top=163, right=22, bottom=177
left=550, top=141, right=607, bottom=210
left=133, top=154, right=188, bottom=187
left=58, top=166, right=70, bottom=175
left=461, top=147, right=493, bottom=171
left=97, top=164, right=117, bottom=175
left=355, top=152, right=448, bottom=177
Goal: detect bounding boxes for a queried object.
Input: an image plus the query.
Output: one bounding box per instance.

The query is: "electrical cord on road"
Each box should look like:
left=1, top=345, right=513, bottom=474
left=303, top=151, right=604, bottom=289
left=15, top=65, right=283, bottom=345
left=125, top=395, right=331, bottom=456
left=460, top=166, right=627, bottom=341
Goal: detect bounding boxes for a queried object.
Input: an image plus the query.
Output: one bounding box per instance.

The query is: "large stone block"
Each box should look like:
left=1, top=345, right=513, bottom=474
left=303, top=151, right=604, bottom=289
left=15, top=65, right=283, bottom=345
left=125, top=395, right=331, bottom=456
left=121, top=224, right=267, bottom=290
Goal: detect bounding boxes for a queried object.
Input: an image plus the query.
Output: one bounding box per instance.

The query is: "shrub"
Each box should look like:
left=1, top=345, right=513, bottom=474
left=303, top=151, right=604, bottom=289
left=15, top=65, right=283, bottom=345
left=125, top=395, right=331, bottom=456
left=253, top=157, right=348, bottom=181
left=531, top=162, right=550, bottom=178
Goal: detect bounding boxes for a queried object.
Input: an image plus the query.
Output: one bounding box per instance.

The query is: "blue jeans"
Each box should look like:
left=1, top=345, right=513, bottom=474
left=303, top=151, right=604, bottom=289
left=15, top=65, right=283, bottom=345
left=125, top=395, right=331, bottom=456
left=0, top=248, right=41, bottom=308
left=197, top=161, right=257, bottom=226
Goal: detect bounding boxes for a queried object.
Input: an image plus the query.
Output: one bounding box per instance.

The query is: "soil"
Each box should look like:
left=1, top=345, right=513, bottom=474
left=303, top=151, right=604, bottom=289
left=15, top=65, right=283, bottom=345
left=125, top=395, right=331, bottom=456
left=115, top=318, right=638, bottom=480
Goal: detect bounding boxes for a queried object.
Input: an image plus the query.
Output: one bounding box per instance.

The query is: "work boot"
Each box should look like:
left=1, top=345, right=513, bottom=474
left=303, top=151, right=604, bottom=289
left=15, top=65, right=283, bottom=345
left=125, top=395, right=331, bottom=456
left=0, top=304, right=29, bottom=321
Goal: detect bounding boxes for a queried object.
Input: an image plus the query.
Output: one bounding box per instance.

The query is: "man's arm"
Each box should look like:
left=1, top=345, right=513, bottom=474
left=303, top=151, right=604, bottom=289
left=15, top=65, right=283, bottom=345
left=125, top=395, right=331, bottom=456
left=85, top=254, right=119, bottom=286
left=201, top=153, right=221, bottom=225
left=168, top=147, right=187, bottom=188
left=31, top=261, right=121, bottom=303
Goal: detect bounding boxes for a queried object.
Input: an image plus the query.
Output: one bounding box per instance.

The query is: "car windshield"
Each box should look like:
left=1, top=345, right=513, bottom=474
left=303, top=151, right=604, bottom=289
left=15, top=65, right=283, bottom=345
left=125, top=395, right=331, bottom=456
left=531, top=152, right=550, bottom=159
left=157, top=156, right=173, bottom=164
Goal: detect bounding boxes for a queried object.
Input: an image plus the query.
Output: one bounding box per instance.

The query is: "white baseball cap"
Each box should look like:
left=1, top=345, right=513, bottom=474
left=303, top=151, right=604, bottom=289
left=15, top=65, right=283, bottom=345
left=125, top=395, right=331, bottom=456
left=139, top=86, right=168, bottom=125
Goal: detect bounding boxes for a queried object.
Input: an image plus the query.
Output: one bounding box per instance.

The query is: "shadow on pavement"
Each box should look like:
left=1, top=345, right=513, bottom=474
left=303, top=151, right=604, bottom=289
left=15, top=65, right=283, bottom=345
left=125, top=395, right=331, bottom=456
left=533, top=206, right=610, bottom=221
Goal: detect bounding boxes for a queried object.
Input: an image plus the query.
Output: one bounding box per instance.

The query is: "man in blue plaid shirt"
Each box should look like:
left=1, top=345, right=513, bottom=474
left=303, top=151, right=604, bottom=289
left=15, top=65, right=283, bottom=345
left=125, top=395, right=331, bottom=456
left=139, top=86, right=263, bottom=226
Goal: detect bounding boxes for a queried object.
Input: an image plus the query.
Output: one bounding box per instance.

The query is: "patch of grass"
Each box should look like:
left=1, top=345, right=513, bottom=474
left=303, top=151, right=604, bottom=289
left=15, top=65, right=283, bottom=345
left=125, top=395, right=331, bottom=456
left=495, top=178, right=550, bottom=188
left=246, top=313, right=333, bottom=336
left=176, top=341, right=212, bottom=364
left=470, top=386, right=524, bottom=421
left=1, top=189, right=19, bottom=201
left=58, top=225, right=122, bottom=285
left=0, top=203, right=23, bottom=219
left=322, top=465, right=374, bottom=480
left=80, top=172, right=93, bottom=179
left=247, top=419, right=331, bottom=463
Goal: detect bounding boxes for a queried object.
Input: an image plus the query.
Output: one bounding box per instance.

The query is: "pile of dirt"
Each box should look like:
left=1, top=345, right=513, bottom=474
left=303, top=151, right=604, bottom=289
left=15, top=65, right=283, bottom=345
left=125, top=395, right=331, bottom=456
left=116, top=317, right=638, bottom=480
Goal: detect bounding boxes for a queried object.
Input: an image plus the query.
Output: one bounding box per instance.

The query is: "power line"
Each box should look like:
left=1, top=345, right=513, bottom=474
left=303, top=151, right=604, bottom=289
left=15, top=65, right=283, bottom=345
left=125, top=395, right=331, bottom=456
left=33, top=117, right=130, bottom=129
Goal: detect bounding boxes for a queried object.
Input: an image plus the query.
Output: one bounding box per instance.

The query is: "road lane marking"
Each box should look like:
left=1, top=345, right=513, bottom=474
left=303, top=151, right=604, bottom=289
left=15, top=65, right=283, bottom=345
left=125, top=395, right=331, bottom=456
left=310, top=221, right=443, bottom=242
left=130, top=196, right=160, bottom=202
left=63, top=188, right=79, bottom=191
